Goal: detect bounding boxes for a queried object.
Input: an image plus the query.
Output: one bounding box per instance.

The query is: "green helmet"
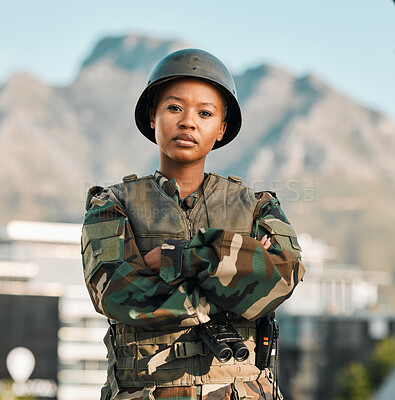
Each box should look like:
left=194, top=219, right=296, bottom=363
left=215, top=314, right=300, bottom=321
left=134, top=49, right=242, bottom=150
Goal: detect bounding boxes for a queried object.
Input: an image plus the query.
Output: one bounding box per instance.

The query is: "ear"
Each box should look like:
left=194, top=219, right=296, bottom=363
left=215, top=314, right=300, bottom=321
left=149, top=108, right=156, bottom=130
left=216, top=121, right=227, bottom=142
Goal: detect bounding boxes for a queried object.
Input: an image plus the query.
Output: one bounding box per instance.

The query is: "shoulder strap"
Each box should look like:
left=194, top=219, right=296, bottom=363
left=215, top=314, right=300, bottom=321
left=122, top=173, right=155, bottom=183
left=122, top=174, right=137, bottom=183
left=227, top=174, right=243, bottom=184
left=209, top=172, right=243, bottom=184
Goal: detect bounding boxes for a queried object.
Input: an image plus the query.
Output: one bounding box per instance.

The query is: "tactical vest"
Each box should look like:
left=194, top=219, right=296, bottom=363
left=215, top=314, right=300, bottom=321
left=104, top=173, right=267, bottom=398
left=111, top=173, right=257, bottom=254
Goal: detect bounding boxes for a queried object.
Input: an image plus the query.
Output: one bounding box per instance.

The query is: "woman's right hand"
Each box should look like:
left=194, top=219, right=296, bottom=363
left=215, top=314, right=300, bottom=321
left=143, top=246, right=162, bottom=273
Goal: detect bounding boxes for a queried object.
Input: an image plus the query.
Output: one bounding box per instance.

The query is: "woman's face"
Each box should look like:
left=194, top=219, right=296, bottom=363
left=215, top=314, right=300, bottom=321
left=150, top=77, right=227, bottom=165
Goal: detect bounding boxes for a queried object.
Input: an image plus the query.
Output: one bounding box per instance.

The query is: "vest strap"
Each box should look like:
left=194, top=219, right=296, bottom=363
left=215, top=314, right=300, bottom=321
left=104, top=324, right=120, bottom=400
left=142, top=384, right=156, bottom=400
left=116, top=357, right=135, bottom=370
left=174, top=341, right=206, bottom=358
left=147, top=341, right=207, bottom=374
left=104, top=318, right=260, bottom=387
left=233, top=381, right=254, bottom=399
left=116, top=332, right=135, bottom=346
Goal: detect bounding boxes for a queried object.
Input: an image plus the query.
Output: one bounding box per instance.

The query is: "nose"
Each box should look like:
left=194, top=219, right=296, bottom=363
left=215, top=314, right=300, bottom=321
left=178, top=109, right=196, bottom=130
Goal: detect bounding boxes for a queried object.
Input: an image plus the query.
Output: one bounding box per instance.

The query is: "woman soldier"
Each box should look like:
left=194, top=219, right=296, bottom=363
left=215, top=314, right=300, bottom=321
left=81, top=49, right=305, bottom=400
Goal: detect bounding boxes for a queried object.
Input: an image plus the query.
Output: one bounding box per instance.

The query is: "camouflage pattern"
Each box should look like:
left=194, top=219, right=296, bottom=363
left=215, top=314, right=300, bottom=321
left=154, top=171, right=200, bottom=212
left=103, top=377, right=281, bottom=399
left=82, top=173, right=304, bottom=328
left=82, top=171, right=304, bottom=399
left=111, top=172, right=257, bottom=258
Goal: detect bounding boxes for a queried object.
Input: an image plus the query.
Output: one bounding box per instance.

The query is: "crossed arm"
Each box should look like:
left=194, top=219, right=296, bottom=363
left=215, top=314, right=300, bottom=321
left=143, top=235, right=272, bottom=273
left=82, top=187, right=305, bottom=330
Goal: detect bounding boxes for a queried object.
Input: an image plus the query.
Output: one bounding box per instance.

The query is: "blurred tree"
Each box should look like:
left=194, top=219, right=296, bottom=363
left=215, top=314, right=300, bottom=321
left=369, top=336, right=395, bottom=387
left=333, top=337, right=395, bottom=400
left=334, top=362, right=372, bottom=400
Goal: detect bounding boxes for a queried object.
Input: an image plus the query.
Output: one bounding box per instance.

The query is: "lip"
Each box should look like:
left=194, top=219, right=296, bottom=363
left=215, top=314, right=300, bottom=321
left=173, top=133, right=197, bottom=147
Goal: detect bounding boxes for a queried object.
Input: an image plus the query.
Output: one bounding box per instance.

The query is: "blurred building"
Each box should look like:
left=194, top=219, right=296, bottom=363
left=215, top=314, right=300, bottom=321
left=281, top=233, right=393, bottom=316
left=278, top=233, right=395, bottom=400
left=0, top=221, right=394, bottom=400
left=0, top=220, right=107, bottom=400
left=0, top=292, right=59, bottom=400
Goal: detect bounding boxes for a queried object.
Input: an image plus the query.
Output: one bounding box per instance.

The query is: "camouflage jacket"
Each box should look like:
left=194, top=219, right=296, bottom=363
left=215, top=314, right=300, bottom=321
left=81, top=172, right=305, bottom=330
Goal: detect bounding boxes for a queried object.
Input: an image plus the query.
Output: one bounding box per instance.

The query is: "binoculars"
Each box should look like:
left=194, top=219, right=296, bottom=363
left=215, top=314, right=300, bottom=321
left=197, top=320, right=249, bottom=363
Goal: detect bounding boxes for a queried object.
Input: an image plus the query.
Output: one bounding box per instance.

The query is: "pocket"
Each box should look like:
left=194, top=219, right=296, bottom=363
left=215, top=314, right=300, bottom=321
left=81, top=218, right=124, bottom=281
left=135, top=231, right=187, bottom=256
left=259, top=218, right=302, bottom=259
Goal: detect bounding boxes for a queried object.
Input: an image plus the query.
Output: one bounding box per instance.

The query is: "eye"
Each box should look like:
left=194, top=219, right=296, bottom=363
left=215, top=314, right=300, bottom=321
left=199, top=110, right=213, bottom=117
left=167, top=104, right=182, bottom=112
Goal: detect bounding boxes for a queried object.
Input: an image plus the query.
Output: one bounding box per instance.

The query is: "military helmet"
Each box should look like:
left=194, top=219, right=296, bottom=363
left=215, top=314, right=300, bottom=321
left=135, top=49, right=242, bottom=150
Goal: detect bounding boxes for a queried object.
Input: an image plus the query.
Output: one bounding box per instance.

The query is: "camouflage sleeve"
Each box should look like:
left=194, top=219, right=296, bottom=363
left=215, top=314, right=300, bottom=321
left=82, top=187, right=304, bottom=328
left=160, top=191, right=305, bottom=320
left=82, top=186, right=220, bottom=329
left=252, top=191, right=303, bottom=261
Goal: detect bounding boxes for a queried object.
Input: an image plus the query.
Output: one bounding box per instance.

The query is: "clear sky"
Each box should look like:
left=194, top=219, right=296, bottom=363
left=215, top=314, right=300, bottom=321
left=1, top=0, right=394, bottom=120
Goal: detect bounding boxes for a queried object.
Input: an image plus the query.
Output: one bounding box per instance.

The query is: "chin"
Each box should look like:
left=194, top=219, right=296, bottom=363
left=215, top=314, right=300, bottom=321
left=167, top=150, right=205, bottom=164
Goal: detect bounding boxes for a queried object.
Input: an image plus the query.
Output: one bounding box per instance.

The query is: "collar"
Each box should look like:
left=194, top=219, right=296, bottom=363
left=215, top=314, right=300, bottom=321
left=154, top=170, right=202, bottom=210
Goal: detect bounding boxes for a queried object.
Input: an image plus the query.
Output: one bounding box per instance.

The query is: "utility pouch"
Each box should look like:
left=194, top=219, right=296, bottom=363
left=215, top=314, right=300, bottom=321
left=197, top=320, right=249, bottom=363
left=81, top=218, right=124, bottom=282
left=255, top=313, right=279, bottom=370
left=259, top=218, right=301, bottom=259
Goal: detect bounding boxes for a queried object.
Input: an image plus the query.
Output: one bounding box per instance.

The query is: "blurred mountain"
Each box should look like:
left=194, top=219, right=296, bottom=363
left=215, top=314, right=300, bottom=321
left=0, top=33, right=394, bottom=271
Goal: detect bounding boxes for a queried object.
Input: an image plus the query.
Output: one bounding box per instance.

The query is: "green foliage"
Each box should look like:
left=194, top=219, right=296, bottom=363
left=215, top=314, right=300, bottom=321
left=333, top=337, right=395, bottom=400
left=334, top=362, right=372, bottom=400
left=369, top=336, right=395, bottom=387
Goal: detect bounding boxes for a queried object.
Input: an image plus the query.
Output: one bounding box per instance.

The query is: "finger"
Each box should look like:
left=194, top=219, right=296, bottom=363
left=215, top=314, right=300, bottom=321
left=263, top=238, right=271, bottom=250
left=260, top=235, right=267, bottom=243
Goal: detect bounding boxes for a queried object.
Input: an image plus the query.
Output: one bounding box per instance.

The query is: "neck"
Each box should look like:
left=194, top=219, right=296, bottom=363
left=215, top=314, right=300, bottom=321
left=159, top=156, right=205, bottom=198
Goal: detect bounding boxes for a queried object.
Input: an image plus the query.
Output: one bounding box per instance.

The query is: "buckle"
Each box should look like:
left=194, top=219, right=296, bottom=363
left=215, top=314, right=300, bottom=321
left=174, top=342, right=187, bottom=358
left=174, top=341, right=204, bottom=358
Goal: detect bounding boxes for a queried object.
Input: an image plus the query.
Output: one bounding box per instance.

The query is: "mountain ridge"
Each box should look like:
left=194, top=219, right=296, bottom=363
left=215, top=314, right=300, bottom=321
left=1, top=33, right=394, bottom=271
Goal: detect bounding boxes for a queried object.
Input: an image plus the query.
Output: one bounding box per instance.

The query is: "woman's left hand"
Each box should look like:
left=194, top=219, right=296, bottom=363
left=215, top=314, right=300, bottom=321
left=260, top=234, right=271, bottom=250
left=143, top=246, right=162, bottom=273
